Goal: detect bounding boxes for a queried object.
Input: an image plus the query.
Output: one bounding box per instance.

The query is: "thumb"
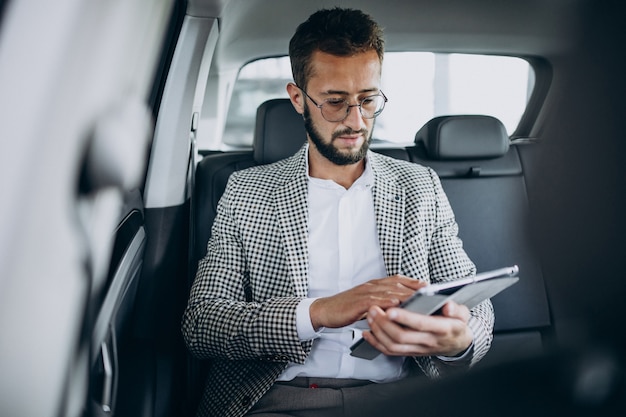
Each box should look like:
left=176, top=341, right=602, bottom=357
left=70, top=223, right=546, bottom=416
left=442, top=301, right=470, bottom=322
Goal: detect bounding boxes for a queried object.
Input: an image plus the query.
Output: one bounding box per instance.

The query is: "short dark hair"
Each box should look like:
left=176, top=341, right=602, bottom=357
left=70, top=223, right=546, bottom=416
left=289, top=8, right=385, bottom=89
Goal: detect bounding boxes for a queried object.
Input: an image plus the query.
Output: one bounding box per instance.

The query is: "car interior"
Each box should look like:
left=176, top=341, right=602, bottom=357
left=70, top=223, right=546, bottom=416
left=0, top=0, right=625, bottom=416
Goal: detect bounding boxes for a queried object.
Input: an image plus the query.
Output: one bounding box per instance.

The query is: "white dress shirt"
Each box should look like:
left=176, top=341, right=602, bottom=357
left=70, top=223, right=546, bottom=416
left=278, top=149, right=407, bottom=382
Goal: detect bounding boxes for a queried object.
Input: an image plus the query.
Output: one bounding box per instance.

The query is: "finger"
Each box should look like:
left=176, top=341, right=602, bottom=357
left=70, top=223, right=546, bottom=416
left=389, top=275, right=428, bottom=291
left=390, top=306, right=474, bottom=353
left=440, top=301, right=471, bottom=322
left=363, top=308, right=402, bottom=355
left=365, top=294, right=402, bottom=310
left=386, top=307, right=433, bottom=331
left=360, top=281, right=418, bottom=303
left=369, top=307, right=435, bottom=346
left=363, top=330, right=423, bottom=356
left=385, top=307, right=461, bottom=338
left=365, top=308, right=436, bottom=356
left=377, top=277, right=427, bottom=303
left=372, top=275, right=426, bottom=291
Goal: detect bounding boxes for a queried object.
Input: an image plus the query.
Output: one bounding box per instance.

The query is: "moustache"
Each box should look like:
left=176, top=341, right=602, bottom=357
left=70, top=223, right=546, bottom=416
left=331, top=128, right=369, bottom=141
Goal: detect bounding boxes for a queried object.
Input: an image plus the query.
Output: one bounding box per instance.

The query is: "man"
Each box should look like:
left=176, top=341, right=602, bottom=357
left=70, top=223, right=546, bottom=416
left=182, top=8, right=494, bottom=417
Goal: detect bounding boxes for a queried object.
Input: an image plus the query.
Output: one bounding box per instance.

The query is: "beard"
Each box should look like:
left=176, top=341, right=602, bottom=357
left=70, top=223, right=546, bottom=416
left=303, top=105, right=372, bottom=166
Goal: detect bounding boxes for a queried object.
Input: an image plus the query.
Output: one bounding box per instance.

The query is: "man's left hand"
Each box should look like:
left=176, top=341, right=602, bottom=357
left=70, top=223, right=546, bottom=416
left=362, top=301, right=473, bottom=357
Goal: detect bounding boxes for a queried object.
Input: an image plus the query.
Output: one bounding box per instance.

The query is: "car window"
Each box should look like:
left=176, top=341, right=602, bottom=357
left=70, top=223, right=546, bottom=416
left=216, top=53, right=533, bottom=149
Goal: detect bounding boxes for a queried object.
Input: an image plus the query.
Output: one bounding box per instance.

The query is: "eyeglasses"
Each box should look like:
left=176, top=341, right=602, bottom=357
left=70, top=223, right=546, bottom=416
left=298, top=86, right=388, bottom=122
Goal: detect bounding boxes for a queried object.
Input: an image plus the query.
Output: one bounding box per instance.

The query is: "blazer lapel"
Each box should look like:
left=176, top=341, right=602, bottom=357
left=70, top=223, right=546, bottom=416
left=370, top=155, right=406, bottom=276
left=272, top=148, right=309, bottom=298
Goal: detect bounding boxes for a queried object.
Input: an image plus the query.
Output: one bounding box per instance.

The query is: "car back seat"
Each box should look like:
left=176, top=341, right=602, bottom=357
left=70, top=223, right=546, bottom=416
left=409, top=115, right=552, bottom=367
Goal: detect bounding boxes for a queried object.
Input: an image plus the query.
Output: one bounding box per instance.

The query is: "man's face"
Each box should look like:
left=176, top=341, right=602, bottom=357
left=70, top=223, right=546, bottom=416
left=301, top=50, right=382, bottom=166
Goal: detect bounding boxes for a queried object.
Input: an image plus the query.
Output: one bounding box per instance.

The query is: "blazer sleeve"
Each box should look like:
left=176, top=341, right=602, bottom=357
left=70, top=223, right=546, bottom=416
left=181, top=173, right=311, bottom=365
left=414, top=168, right=495, bottom=376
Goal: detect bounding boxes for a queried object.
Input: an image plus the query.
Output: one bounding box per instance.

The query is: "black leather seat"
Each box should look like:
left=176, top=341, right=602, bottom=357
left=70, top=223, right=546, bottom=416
left=193, top=99, right=307, bottom=263
left=410, top=115, right=552, bottom=367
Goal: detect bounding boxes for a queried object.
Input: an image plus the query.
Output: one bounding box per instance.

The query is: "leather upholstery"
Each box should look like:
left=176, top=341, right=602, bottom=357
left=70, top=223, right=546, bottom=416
left=415, top=115, right=509, bottom=160
left=253, top=98, right=307, bottom=164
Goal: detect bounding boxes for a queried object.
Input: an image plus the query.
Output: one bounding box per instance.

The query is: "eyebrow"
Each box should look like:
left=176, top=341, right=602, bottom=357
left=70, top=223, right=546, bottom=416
left=321, top=88, right=380, bottom=96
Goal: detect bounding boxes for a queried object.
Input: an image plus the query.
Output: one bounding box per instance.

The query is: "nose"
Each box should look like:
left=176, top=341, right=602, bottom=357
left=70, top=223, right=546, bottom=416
left=342, top=104, right=366, bottom=131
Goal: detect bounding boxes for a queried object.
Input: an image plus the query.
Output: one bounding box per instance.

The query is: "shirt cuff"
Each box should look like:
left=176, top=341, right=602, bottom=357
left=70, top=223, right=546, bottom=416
left=436, top=340, right=474, bottom=362
left=295, top=298, right=324, bottom=341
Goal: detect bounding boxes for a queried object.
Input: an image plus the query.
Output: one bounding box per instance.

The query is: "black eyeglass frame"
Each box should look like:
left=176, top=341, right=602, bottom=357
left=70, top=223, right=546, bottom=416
left=297, top=85, right=388, bottom=122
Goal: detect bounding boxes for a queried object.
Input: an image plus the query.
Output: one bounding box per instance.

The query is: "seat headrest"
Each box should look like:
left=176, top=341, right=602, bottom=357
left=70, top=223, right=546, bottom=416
left=415, top=115, right=509, bottom=160
left=253, top=98, right=307, bottom=164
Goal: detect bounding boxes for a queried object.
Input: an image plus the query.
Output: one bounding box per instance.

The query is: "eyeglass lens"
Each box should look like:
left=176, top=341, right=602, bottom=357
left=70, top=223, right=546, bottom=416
left=321, top=95, right=386, bottom=122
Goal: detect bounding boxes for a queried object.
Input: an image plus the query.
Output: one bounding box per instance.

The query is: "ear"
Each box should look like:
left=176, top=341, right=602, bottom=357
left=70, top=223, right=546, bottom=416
left=286, top=82, right=305, bottom=115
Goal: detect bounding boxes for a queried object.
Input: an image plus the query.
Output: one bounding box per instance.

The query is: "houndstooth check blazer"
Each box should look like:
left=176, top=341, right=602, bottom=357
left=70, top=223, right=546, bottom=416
left=182, top=146, right=494, bottom=417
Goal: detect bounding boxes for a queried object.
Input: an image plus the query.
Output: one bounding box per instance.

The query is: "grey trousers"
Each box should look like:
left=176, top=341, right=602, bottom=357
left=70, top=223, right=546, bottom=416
left=245, top=377, right=404, bottom=417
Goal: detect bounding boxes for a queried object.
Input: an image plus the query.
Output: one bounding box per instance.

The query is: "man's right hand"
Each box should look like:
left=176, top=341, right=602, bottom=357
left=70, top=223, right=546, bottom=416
left=309, top=275, right=426, bottom=330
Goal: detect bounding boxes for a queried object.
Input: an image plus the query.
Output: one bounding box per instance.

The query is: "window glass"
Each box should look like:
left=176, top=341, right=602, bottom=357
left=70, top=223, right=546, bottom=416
left=219, top=53, right=533, bottom=149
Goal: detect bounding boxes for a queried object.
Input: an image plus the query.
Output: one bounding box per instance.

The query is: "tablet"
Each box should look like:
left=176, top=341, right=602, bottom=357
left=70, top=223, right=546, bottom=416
left=349, top=265, right=519, bottom=360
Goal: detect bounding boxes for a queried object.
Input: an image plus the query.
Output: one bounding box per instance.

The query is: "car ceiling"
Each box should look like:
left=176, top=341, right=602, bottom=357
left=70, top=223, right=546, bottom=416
left=187, top=0, right=585, bottom=73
